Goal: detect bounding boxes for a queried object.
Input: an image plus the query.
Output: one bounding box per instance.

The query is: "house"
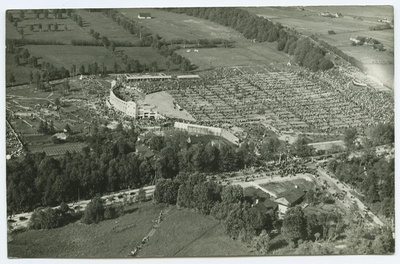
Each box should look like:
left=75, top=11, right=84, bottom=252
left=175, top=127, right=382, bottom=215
left=244, top=186, right=271, bottom=203
left=136, top=145, right=155, bottom=158
left=275, top=188, right=306, bottom=216
left=253, top=198, right=278, bottom=215
left=138, top=13, right=152, bottom=19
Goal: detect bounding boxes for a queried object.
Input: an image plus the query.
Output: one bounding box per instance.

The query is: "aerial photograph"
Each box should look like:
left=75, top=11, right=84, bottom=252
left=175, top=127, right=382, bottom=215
left=5, top=4, right=394, bottom=258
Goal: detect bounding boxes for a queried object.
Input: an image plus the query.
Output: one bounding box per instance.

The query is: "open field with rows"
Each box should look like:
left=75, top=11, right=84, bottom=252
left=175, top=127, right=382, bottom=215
left=244, top=6, right=394, bottom=89
left=165, top=66, right=393, bottom=134
left=29, top=142, right=86, bottom=156
left=8, top=10, right=93, bottom=44
left=118, top=8, right=247, bottom=42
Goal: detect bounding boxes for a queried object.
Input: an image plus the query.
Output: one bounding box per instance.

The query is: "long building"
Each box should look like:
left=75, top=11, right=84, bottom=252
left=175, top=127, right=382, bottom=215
left=108, top=80, right=162, bottom=119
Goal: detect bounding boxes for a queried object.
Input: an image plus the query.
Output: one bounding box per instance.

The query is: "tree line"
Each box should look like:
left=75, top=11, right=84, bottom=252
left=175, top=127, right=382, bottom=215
left=165, top=7, right=334, bottom=71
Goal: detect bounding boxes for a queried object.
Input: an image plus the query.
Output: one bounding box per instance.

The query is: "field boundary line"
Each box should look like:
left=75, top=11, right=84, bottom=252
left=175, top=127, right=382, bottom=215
left=172, top=221, right=220, bottom=256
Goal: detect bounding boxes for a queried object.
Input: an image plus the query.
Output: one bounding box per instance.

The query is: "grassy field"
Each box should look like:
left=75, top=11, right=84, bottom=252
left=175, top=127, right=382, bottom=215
left=74, top=10, right=140, bottom=43
left=260, top=177, right=317, bottom=196
left=244, top=6, right=394, bottom=89
left=117, top=47, right=176, bottom=70
left=118, top=8, right=246, bottom=42
left=138, top=208, right=250, bottom=257
left=177, top=42, right=290, bottom=71
left=25, top=45, right=125, bottom=70
left=8, top=203, right=165, bottom=258
left=8, top=204, right=250, bottom=258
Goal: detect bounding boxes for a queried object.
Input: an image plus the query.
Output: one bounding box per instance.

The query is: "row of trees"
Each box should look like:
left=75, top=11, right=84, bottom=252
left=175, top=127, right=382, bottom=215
left=6, top=123, right=144, bottom=214
left=166, top=7, right=334, bottom=72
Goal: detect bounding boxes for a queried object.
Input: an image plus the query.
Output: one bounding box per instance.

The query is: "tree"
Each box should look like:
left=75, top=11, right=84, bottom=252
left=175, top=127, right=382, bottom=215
left=221, top=185, right=244, bottom=204
left=54, top=23, right=58, bottom=31
left=9, top=74, right=16, bottom=86
left=344, top=128, right=358, bottom=149
left=29, top=24, right=34, bottom=31
left=292, top=135, right=314, bottom=157
left=250, top=230, right=271, bottom=254
left=38, top=23, right=42, bottom=31
left=29, top=71, right=33, bottom=83
left=81, top=195, right=105, bottom=224
left=77, top=17, right=83, bottom=27
left=13, top=54, right=20, bottom=66
left=64, top=124, right=72, bottom=133
left=137, top=187, right=146, bottom=202
left=282, top=206, right=307, bottom=246
left=110, top=41, right=116, bottom=53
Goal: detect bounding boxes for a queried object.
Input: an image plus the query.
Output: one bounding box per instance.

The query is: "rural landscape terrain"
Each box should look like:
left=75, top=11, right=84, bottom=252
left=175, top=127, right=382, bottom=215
left=5, top=6, right=394, bottom=258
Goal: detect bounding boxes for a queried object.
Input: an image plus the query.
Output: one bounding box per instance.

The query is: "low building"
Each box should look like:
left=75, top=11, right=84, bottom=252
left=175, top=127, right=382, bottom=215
left=138, top=13, right=152, bottom=19
left=253, top=199, right=278, bottom=216
left=275, top=188, right=306, bottom=216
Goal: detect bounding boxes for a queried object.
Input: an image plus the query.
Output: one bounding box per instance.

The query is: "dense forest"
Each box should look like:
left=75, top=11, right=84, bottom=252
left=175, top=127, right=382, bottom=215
left=165, top=7, right=334, bottom=71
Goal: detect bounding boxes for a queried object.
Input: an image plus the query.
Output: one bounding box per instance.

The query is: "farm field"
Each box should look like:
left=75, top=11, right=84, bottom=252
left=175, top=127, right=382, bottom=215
left=244, top=6, right=394, bottom=89
left=7, top=10, right=93, bottom=44
left=74, top=10, right=140, bottom=43
left=138, top=208, right=250, bottom=257
left=25, top=45, right=126, bottom=70
left=118, top=8, right=247, bottom=42
left=29, top=142, right=87, bottom=156
left=8, top=203, right=166, bottom=258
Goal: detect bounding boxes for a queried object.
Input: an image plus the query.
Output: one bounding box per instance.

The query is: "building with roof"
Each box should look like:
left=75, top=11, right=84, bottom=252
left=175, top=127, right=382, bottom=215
left=138, top=13, right=152, bottom=19
left=136, top=145, right=155, bottom=158
left=275, top=188, right=306, bottom=216
left=125, top=74, right=171, bottom=82
left=253, top=199, right=279, bottom=216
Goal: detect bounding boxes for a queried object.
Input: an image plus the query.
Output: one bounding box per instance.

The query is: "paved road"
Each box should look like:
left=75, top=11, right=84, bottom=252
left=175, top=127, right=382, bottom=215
left=315, top=166, right=384, bottom=227
left=8, top=185, right=155, bottom=230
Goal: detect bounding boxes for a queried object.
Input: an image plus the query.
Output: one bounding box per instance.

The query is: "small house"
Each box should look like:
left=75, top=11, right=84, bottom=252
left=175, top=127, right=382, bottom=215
left=275, top=188, right=306, bottom=215
left=138, top=13, right=152, bottom=19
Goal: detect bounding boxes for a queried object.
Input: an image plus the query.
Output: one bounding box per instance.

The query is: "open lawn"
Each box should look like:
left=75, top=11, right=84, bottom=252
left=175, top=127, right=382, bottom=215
left=8, top=203, right=165, bottom=258
left=177, top=42, right=289, bottom=71
left=74, top=10, right=140, bottom=43
left=117, top=47, right=177, bottom=71
left=118, top=8, right=246, bottom=42
left=138, top=208, right=250, bottom=257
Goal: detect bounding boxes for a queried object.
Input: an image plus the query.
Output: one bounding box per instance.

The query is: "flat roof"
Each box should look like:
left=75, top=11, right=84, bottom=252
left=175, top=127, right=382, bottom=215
left=125, top=74, right=172, bottom=80
left=177, top=75, right=201, bottom=79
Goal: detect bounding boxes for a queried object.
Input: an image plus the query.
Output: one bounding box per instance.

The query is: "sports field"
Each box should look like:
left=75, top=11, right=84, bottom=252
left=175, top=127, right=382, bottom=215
left=144, top=91, right=195, bottom=121
left=259, top=177, right=317, bottom=196
left=118, top=8, right=246, bottom=42
left=177, top=42, right=290, bottom=70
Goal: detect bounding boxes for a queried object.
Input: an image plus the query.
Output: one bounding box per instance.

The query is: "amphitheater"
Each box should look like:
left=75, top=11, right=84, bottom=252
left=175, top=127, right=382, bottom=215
left=108, top=79, right=163, bottom=119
